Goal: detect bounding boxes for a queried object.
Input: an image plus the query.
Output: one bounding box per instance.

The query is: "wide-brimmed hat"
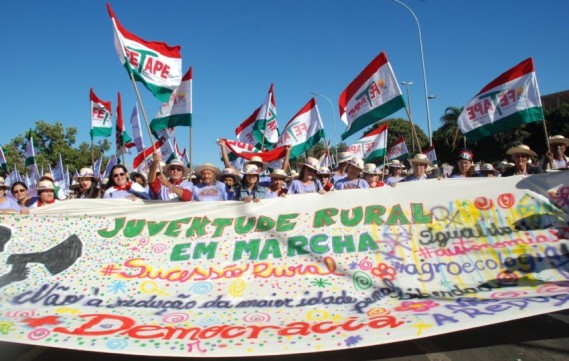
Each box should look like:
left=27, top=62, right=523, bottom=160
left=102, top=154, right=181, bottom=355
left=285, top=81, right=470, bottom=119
left=457, top=149, right=474, bottom=162
left=163, top=159, right=190, bottom=178
left=0, top=177, right=9, bottom=190
left=317, top=167, right=332, bottom=176
left=388, top=159, right=405, bottom=169
left=347, top=157, right=364, bottom=171
left=286, top=170, right=299, bottom=182
left=362, top=163, right=376, bottom=174
left=299, top=157, right=320, bottom=171
left=73, top=168, right=100, bottom=182
left=480, top=163, right=499, bottom=175
left=244, top=156, right=266, bottom=171
left=506, top=144, right=537, bottom=158
left=268, top=168, right=288, bottom=179
left=130, top=171, right=146, bottom=180
left=549, top=135, right=569, bottom=146
left=39, top=173, right=56, bottom=183
left=195, top=163, right=222, bottom=177
left=36, top=180, right=55, bottom=191
left=218, top=167, right=241, bottom=182
left=242, top=164, right=262, bottom=175
left=337, top=152, right=353, bottom=164
left=409, top=153, right=433, bottom=166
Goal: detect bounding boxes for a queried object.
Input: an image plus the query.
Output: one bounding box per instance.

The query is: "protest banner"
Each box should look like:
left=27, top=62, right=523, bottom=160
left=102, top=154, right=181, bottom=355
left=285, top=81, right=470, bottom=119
left=0, top=173, right=568, bottom=357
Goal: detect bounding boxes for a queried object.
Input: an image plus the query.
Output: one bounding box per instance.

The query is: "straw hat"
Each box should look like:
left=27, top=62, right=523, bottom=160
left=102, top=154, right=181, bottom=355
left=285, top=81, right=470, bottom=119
left=36, top=180, right=55, bottom=191
left=73, top=168, right=100, bottom=182
left=39, top=173, right=56, bottom=183
left=549, top=135, right=569, bottom=146
left=409, top=153, right=433, bottom=166
left=244, top=156, right=266, bottom=171
left=218, top=167, right=241, bottom=183
left=163, top=159, right=190, bottom=178
left=317, top=167, right=332, bottom=175
left=0, top=177, right=9, bottom=190
left=347, top=157, right=364, bottom=171
left=268, top=168, right=288, bottom=179
left=242, top=164, right=262, bottom=175
left=362, top=163, right=377, bottom=174
left=480, top=163, right=499, bottom=175
left=299, top=157, right=320, bottom=171
left=388, top=159, right=405, bottom=168
left=337, top=152, right=353, bottom=164
left=286, top=170, right=299, bottom=182
left=194, top=163, right=222, bottom=177
left=506, top=144, right=537, bottom=158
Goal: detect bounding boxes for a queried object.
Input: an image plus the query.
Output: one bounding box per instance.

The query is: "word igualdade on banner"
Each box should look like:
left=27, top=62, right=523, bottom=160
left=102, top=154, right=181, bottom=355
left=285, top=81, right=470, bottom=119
left=97, top=203, right=433, bottom=239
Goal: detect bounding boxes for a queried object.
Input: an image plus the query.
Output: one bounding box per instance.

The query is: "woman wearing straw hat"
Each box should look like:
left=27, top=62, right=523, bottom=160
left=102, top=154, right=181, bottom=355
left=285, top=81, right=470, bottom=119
left=0, top=177, right=21, bottom=214
left=288, top=157, right=325, bottom=194
left=362, top=163, right=385, bottom=188
left=332, top=151, right=353, bottom=184
left=542, top=135, right=569, bottom=171
left=148, top=152, right=193, bottom=201
left=405, top=154, right=433, bottom=182
left=72, top=168, right=101, bottom=199
left=103, top=164, right=150, bottom=200
left=192, top=163, right=227, bottom=201
left=335, top=158, right=370, bottom=190
left=385, top=160, right=405, bottom=186
left=266, top=168, right=288, bottom=198
left=218, top=167, right=241, bottom=200
left=502, top=144, right=543, bottom=177
left=239, top=164, right=267, bottom=203
left=317, top=167, right=334, bottom=192
left=29, top=180, right=59, bottom=208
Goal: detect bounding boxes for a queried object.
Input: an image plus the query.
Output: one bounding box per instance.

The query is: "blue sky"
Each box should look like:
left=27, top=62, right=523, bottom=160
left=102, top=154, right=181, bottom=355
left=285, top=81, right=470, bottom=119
left=2, top=0, right=568, bottom=169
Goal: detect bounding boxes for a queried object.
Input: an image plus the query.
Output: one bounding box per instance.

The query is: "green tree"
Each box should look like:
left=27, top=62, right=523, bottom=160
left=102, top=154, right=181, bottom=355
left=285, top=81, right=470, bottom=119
left=2, top=120, right=111, bottom=177
left=363, top=118, right=428, bottom=155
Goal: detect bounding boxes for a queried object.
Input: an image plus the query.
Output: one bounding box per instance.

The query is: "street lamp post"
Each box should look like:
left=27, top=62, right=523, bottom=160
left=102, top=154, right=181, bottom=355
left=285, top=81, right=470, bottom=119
left=311, top=92, right=338, bottom=165
left=401, top=81, right=418, bottom=153
left=390, top=0, right=433, bottom=146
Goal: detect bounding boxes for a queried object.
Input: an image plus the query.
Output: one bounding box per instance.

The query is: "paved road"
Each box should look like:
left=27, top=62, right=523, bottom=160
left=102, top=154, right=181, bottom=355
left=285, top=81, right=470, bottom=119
left=1, top=310, right=568, bottom=361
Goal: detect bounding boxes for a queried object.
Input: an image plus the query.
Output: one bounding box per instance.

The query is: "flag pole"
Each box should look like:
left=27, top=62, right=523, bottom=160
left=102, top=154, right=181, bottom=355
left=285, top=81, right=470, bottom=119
left=128, top=72, right=158, bottom=151
left=90, top=137, right=94, bottom=166
left=542, top=119, right=551, bottom=152
left=189, top=126, right=193, bottom=170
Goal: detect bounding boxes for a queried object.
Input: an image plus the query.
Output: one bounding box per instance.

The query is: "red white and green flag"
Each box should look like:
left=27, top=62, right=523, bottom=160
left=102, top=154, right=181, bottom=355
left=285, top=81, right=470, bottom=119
left=221, top=138, right=288, bottom=170
left=107, top=4, right=183, bottom=103
left=276, top=98, right=326, bottom=159
left=458, top=57, right=544, bottom=142
left=90, top=88, right=112, bottom=138
left=387, top=137, right=409, bottom=161
left=115, top=92, right=134, bottom=158
left=422, top=145, right=438, bottom=165
left=347, top=123, right=388, bottom=163
left=24, top=132, right=37, bottom=167
left=235, top=84, right=279, bottom=150
left=339, top=51, right=405, bottom=140
left=150, top=66, right=193, bottom=135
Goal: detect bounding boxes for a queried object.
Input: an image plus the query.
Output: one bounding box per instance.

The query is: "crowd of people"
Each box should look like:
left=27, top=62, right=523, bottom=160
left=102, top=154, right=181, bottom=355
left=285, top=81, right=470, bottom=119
left=0, top=135, right=567, bottom=214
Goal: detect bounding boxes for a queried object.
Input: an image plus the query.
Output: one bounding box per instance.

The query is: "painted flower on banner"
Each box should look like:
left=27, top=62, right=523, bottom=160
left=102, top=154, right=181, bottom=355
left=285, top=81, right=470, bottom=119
left=0, top=322, right=14, bottom=335
left=311, top=278, right=332, bottom=288
left=394, top=300, right=440, bottom=312
left=371, top=262, right=396, bottom=280
left=345, top=335, right=363, bottom=347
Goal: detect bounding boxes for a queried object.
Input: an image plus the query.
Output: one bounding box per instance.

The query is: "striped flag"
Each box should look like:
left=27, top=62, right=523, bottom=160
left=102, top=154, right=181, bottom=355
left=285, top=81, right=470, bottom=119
left=422, top=145, right=438, bottom=165
left=347, top=123, right=388, bottom=163
left=115, top=92, right=134, bottom=158
left=236, top=84, right=279, bottom=150
left=150, top=67, right=193, bottom=134
left=339, top=51, right=405, bottom=140
left=90, top=88, right=112, bottom=138
left=387, top=137, right=410, bottom=161
left=107, top=4, right=183, bottom=102
left=276, top=98, right=325, bottom=159
left=458, top=57, right=544, bottom=142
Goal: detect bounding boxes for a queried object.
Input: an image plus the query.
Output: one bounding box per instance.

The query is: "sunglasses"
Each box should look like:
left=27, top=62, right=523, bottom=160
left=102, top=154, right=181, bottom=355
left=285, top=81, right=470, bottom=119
left=170, top=167, right=183, bottom=172
left=12, top=189, right=26, bottom=194
left=113, top=172, right=126, bottom=178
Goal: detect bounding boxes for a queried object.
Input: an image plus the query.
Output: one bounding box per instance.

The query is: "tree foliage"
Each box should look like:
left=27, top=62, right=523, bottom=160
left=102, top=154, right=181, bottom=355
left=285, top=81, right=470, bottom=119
left=2, top=120, right=111, bottom=177
left=364, top=118, right=429, bottom=155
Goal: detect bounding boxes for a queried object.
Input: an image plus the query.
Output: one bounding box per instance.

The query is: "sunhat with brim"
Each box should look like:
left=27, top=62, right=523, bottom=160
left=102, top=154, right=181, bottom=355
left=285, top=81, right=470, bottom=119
left=347, top=157, right=364, bottom=171
left=0, top=177, right=9, bottom=190
left=362, top=163, right=377, bottom=174
left=549, top=135, right=569, bottom=146
left=388, top=160, right=405, bottom=168
left=286, top=170, right=299, bottom=182
left=36, top=180, right=55, bottom=191
left=244, top=156, right=267, bottom=171
left=299, top=157, right=320, bottom=171
left=409, top=154, right=433, bottom=166
left=130, top=171, right=146, bottom=181
left=39, top=173, right=56, bottom=183
left=195, top=163, right=222, bottom=177
left=218, top=168, right=241, bottom=182
left=480, top=163, right=499, bottom=175
left=337, top=151, right=353, bottom=164
left=268, top=168, right=288, bottom=179
left=242, top=164, right=262, bottom=175
left=506, top=144, right=537, bottom=158
left=73, top=168, right=100, bottom=183
left=317, top=167, right=332, bottom=176
left=163, top=159, right=190, bottom=178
